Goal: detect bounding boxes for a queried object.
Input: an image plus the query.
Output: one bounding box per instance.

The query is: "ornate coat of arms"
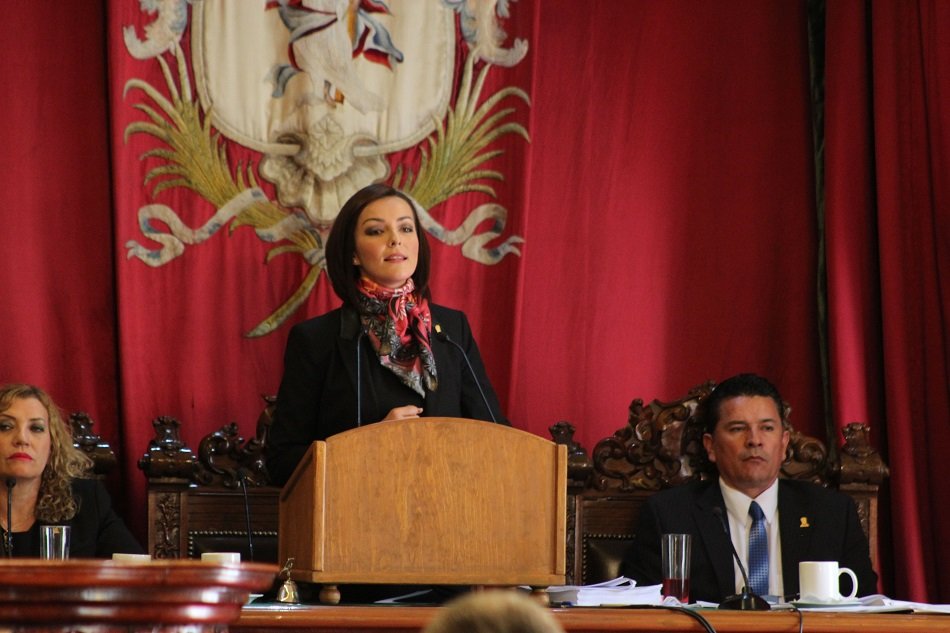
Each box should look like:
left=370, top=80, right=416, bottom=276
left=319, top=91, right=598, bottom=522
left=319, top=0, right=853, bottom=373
left=122, top=0, right=530, bottom=336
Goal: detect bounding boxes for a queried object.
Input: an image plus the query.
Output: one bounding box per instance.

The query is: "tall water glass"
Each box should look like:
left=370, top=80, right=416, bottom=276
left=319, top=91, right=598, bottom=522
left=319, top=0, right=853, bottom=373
left=40, top=525, right=71, bottom=559
left=661, top=533, right=691, bottom=603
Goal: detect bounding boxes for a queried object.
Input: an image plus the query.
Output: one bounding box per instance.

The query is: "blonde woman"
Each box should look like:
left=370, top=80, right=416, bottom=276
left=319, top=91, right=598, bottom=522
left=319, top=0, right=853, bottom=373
left=0, top=383, right=142, bottom=557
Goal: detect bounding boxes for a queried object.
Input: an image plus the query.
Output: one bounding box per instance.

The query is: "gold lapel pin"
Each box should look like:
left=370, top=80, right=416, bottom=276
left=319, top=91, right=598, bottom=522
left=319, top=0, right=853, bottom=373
left=800, top=517, right=810, bottom=528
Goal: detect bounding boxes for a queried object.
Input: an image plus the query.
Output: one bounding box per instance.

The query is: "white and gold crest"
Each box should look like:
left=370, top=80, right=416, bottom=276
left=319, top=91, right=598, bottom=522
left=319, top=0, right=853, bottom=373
left=123, top=0, right=530, bottom=336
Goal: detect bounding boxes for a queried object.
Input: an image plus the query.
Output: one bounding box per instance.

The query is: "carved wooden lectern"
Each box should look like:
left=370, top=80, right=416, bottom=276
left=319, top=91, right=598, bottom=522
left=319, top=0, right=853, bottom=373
left=278, top=417, right=567, bottom=603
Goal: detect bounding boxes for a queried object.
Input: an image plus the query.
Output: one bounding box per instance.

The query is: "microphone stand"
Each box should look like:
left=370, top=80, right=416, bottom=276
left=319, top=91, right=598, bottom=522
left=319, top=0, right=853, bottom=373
left=237, top=469, right=255, bottom=562
left=5, top=478, right=15, bottom=558
left=713, top=507, right=770, bottom=611
left=433, top=324, right=498, bottom=423
left=355, top=328, right=366, bottom=427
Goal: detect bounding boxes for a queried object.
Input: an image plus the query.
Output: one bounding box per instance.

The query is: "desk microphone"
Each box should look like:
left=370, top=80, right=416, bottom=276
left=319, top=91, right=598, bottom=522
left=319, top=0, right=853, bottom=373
left=355, top=328, right=367, bottom=427
left=5, top=477, right=15, bottom=557
left=236, top=468, right=255, bottom=562
left=712, top=506, right=770, bottom=610
left=433, top=323, right=498, bottom=424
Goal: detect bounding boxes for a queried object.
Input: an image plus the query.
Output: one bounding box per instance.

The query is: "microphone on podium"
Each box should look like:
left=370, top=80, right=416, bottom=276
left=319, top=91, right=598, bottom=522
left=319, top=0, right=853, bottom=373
left=236, top=468, right=255, bottom=562
left=712, top=506, right=771, bottom=610
left=433, top=323, right=498, bottom=424
left=5, top=477, right=15, bottom=557
left=354, top=328, right=367, bottom=427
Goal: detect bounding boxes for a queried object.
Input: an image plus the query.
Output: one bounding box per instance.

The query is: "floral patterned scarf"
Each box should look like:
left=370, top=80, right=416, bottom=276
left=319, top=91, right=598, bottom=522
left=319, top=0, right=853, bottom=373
left=356, top=277, right=438, bottom=397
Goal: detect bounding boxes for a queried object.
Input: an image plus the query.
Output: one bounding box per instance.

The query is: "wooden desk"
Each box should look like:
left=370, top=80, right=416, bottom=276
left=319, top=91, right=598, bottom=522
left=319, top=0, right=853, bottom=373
left=0, top=559, right=277, bottom=632
left=234, top=604, right=950, bottom=633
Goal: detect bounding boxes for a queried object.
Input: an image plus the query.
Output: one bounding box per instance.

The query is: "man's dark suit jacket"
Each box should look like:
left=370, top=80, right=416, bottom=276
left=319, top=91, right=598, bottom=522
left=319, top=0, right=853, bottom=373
left=620, top=478, right=877, bottom=603
left=267, top=304, right=507, bottom=486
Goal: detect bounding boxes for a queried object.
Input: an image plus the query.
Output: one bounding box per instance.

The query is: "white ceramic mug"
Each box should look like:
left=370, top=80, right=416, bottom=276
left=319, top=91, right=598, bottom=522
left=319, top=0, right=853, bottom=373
left=798, top=561, right=858, bottom=602
left=201, top=551, right=241, bottom=564
left=112, top=553, right=152, bottom=563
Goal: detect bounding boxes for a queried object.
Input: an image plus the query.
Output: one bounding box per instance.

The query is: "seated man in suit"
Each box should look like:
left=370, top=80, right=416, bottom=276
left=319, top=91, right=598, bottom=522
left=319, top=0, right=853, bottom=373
left=621, top=373, right=876, bottom=603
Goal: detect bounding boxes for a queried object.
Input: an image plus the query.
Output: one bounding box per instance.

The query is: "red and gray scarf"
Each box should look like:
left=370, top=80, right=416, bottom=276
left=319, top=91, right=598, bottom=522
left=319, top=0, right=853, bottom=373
left=356, top=277, right=438, bottom=397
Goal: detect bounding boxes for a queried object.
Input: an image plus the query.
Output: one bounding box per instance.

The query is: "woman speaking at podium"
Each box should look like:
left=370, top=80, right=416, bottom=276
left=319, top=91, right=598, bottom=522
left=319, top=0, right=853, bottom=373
left=0, top=383, right=143, bottom=557
left=267, top=183, right=508, bottom=487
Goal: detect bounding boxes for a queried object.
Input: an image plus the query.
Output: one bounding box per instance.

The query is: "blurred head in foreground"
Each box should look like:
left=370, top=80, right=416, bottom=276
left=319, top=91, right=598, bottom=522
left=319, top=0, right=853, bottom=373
left=423, top=590, right=565, bottom=633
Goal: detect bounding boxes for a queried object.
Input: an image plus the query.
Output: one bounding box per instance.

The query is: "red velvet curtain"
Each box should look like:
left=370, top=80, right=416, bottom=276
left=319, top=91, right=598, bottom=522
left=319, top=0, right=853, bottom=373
left=826, top=0, right=950, bottom=601
left=0, top=7, right=123, bottom=454
left=3, top=0, right=949, bottom=602
left=512, top=1, right=823, bottom=451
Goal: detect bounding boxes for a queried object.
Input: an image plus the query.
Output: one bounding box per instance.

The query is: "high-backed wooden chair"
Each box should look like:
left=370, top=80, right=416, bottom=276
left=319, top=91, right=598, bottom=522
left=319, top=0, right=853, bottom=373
left=69, top=411, right=118, bottom=478
left=549, top=381, right=890, bottom=586
left=137, top=396, right=280, bottom=561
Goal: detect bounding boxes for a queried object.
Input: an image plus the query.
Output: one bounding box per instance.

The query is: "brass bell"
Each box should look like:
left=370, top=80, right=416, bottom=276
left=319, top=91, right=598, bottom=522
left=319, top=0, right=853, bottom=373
left=277, top=557, right=300, bottom=604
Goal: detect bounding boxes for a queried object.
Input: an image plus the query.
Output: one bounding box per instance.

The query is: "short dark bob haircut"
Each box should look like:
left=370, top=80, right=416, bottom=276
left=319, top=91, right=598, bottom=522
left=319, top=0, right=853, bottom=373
left=324, top=183, right=432, bottom=309
left=697, top=373, right=788, bottom=435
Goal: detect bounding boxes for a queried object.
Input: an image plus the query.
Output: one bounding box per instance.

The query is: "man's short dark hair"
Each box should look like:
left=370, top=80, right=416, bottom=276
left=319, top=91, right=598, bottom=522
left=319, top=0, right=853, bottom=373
left=698, top=373, right=787, bottom=435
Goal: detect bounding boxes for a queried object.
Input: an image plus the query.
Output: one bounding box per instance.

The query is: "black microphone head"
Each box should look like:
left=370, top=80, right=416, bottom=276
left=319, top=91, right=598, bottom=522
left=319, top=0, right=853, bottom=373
left=4, top=477, right=14, bottom=490
left=433, top=323, right=448, bottom=342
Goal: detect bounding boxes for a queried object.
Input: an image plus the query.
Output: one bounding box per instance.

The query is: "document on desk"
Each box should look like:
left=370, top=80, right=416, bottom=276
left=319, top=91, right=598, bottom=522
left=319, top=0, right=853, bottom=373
left=855, top=595, right=950, bottom=614
left=545, top=576, right=663, bottom=607
left=785, top=594, right=950, bottom=613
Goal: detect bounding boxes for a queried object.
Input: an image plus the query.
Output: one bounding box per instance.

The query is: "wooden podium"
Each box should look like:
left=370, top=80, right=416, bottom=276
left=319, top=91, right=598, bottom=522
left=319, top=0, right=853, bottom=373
left=278, top=418, right=566, bottom=597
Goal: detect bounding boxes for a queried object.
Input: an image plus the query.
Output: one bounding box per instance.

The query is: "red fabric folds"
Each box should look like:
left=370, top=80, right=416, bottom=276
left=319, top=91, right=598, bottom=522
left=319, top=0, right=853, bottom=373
left=826, top=0, right=950, bottom=601
left=0, top=6, right=122, bottom=461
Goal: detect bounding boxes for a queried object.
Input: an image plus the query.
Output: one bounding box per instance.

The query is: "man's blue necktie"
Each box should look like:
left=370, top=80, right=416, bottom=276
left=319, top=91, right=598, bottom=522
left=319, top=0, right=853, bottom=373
left=748, top=501, right=769, bottom=596
left=749, top=501, right=769, bottom=596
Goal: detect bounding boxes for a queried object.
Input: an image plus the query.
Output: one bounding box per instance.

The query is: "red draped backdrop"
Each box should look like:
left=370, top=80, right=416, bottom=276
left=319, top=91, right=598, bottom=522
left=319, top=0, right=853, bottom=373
left=1, top=1, right=947, bottom=602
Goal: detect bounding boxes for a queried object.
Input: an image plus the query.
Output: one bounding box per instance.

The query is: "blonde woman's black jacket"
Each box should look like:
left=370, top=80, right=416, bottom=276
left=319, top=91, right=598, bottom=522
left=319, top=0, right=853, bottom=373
left=10, top=478, right=143, bottom=557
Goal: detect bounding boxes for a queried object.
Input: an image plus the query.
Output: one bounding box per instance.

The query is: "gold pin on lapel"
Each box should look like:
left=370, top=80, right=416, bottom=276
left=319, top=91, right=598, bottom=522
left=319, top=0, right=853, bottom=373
left=800, top=516, right=810, bottom=528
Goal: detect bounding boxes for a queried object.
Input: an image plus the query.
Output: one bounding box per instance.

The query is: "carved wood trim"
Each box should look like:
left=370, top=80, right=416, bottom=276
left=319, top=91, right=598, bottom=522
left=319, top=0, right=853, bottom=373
left=68, top=411, right=117, bottom=477
left=153, top=491, right=182, bottom=559
left=550, top=420, right=593, bottom=494
left=139, top=396, right=276, bottom=488
left=835, top=422, right=891, bottom=485
left=138, top=415, right=199, bottom=482
left=564, top=495, right=577, bottom=585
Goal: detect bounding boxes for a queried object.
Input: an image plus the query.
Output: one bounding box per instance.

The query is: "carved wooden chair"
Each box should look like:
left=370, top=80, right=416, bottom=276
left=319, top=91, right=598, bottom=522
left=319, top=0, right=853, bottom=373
left=549, top=381, right=890, bottom=586
left=137, top=396, right=280, bottom=561
left=70, top=411, right=118, bottom=477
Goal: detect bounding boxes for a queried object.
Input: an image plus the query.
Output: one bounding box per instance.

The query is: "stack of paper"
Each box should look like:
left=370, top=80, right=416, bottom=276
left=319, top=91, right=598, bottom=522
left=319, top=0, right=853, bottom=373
left=832, top=595, right=950, bottom=614
left=546, top=576, right=663, bottom=607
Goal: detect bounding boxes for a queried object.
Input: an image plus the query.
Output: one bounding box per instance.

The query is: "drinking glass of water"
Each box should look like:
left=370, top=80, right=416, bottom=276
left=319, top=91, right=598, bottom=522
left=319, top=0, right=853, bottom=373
left=661, top=533, right=691, bottom=603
